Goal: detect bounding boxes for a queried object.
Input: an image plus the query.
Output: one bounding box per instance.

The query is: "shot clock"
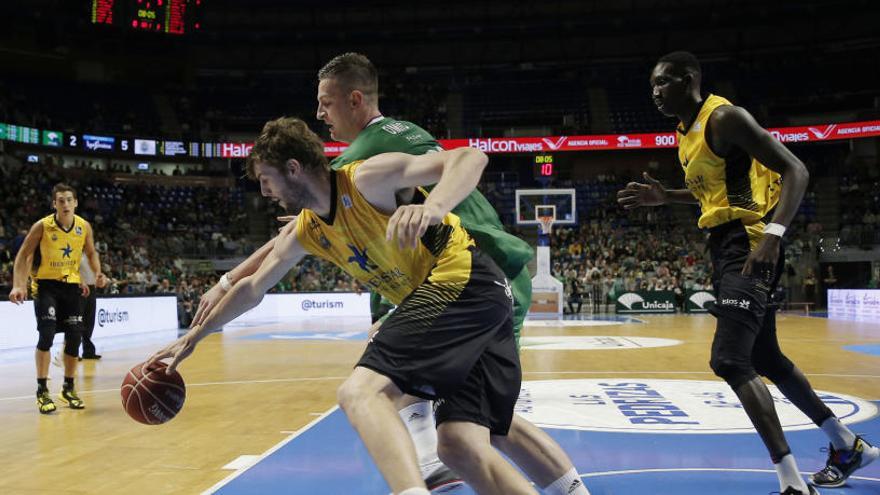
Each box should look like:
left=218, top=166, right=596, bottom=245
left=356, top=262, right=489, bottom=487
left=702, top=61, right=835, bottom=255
left=534, top=154, right=555, bottom=178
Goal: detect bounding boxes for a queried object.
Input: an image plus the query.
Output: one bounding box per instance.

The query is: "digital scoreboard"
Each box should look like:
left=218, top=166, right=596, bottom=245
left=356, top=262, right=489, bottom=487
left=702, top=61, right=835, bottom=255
left=533, top=154, right=555, bottom=178
left=91, top=0, right=203, bottom=35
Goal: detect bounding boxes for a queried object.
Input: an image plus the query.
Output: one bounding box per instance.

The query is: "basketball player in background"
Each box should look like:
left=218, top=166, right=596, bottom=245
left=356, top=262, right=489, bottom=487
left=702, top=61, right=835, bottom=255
left=9, top=183, right=107, bottom=413
left=150, top=117, right=588, bottom=495
left=191, top=52, right=538, bottom=491
left=618, top=51, right=879, bottom=493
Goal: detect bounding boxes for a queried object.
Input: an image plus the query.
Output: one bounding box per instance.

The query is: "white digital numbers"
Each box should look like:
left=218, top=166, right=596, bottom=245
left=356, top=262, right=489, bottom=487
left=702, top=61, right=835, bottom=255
left=655, top=135, right=676, bottom=146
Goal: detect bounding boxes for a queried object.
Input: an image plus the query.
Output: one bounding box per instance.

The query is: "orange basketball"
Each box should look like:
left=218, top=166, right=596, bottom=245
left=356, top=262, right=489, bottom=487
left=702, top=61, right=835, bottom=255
left=121, top=361, right=186, bottom=425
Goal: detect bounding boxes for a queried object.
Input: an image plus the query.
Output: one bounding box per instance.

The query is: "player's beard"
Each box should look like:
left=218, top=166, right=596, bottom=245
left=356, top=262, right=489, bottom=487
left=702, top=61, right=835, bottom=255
left=278, top=176, right=315, bottom=215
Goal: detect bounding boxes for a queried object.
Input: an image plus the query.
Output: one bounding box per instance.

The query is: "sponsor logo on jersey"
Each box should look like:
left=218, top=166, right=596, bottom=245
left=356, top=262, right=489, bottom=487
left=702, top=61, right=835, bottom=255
left=494, top=278, right=514, bottom=304
left=381, top=122, right=410, bottom=135
left=347, top=245, right=378, bottom=272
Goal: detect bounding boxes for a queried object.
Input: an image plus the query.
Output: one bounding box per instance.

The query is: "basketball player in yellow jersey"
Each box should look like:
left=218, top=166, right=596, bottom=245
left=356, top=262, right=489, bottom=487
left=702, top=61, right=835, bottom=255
left=619, top=51, right=879, bottom=494
left=148, top=117, right=588, bottom=495
left=9, top=183, right=107, bottom=414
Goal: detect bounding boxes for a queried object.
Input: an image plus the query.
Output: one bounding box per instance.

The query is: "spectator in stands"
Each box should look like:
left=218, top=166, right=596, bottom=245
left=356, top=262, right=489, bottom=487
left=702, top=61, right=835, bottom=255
left=567, top=277, right=583, bottom=315
left=803, top=268, right=817, bottom=305
left=673, top=277, right=685, bottom=311
left=822, top=266, right=838, bottom=308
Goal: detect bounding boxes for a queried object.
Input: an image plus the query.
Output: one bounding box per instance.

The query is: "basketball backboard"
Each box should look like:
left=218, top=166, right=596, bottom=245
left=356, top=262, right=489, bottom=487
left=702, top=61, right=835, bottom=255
left=515, top=188, right=577, bottom=226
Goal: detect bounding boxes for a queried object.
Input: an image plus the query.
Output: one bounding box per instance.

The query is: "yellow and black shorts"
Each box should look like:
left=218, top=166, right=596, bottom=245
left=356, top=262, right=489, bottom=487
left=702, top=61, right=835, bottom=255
left=706, top=219, right=784, bottom=330
left=356, top=248, right=521, bottom=435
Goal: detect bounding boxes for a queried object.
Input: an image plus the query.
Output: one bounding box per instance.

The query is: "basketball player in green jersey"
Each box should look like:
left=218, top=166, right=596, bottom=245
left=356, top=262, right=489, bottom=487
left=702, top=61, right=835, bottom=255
left=618, top=51, right=878, bottom=494
left=151, top=117, right=588, bottom=495
left=316, top=53, right=536, bottom=487
left=316, top=53, right=533, bottom=346
left=192, top=53, right=536, bottom=490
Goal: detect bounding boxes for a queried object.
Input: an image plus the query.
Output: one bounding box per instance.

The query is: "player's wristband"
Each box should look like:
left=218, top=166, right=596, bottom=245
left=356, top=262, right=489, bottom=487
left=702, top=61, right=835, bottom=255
left=219, top=273, right=232, bottom=291
left=763, top=223, right=786, bottom=238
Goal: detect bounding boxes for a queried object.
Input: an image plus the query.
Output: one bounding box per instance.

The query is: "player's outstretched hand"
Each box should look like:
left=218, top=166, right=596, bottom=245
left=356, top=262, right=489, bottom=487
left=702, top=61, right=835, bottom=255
left=96, top=272, right=108, bottom=289
left=147, top=331, right=199, bottom=375
left=617, top=172, right=668, bottom=209
left=386, top=203, right=444, bottom=249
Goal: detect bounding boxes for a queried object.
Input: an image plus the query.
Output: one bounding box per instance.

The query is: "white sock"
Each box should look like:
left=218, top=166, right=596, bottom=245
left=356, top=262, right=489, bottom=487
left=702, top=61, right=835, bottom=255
left=542, top=467, right=590, bottom=495
left=399, top=400, right=443, bottom=478
left=398, top=488, right=430, bottom=495
left=774, top=454, right=807, bottom=493
left=820, top=416, right=857, bottom=450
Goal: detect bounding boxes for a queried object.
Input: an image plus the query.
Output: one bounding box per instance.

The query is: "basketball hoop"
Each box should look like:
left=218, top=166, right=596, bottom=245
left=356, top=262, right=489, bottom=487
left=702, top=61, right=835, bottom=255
left=538, top=216, right=554, bottom=235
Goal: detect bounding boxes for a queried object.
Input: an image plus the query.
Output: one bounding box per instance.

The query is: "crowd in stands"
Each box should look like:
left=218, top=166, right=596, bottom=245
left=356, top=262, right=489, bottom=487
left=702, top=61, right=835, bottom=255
left=0, top=149, right=376, bottom=325
left=548, top=218, right=822, bottom=314
left=0, top=155, right=251, bottom=325
left=530, top=172, right=825, bottom=313
left=0, top=145, right=851, bottom=328
left=0, top=106, right=871, bottom=328
left=839, top=160, right=880, bottom=247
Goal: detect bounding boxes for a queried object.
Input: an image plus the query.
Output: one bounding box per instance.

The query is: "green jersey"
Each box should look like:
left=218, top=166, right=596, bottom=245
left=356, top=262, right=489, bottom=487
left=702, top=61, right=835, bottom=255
left=330, top=117, right=442, bottom=166
left=330, top=117, right=533, bottom=277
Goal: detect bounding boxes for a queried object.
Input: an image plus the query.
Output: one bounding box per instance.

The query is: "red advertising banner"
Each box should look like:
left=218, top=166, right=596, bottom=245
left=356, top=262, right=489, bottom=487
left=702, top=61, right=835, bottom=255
left=766, top=121, right=880, bottom=143
left=216, top=119, right=880, bottom=158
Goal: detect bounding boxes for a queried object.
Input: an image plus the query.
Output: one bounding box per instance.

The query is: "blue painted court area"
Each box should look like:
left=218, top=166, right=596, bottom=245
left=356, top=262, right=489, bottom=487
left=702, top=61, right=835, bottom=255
left=212, top=402, right=880, bottom=495
left=846, top=345, right=880, bottom=358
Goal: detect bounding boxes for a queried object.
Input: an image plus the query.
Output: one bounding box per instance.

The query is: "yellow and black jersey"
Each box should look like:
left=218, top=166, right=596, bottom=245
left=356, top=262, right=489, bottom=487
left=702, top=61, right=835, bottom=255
left=678, top=94, right=781, bottom=248
left=32, top=214, right=88, bottom=285
left=295, top=161, right=475, bottom=305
